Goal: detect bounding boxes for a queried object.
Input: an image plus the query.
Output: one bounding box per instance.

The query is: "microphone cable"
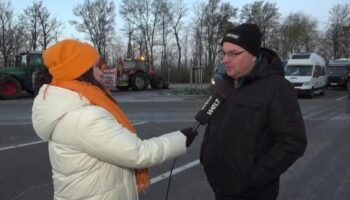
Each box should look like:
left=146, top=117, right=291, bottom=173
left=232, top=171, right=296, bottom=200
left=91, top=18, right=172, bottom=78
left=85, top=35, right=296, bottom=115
left=163, top=92, right=225, bottom=199
left=165, top=158, right=177, bottom=200
left=164, top=124, right=199, bottom=200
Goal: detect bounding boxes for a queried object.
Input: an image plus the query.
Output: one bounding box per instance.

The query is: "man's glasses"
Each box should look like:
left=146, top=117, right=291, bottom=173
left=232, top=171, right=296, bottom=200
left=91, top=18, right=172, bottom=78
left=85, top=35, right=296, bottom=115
left=220, top=50, right=245, bottom=59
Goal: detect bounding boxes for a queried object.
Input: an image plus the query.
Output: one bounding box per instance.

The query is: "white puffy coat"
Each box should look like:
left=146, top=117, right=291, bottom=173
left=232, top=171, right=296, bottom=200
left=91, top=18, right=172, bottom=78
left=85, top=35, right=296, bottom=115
left=32, top=85, right=187, bottom=200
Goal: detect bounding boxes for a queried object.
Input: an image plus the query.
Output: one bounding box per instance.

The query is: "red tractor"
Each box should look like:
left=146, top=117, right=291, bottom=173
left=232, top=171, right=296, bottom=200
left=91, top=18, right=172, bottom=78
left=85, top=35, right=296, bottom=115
left=116, top=57, right=168, bottom=91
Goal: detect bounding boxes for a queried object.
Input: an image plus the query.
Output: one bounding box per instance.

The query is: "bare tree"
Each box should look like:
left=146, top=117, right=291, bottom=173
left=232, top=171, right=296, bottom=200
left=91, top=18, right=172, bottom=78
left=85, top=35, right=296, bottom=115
left=19, top=1, right=41, bottom=51
left=317, top=32, right=333, bottom=61
left=121, top=0, right=163, bottom=67
left=158, top=0, right=172, bottom=70
left=149, top=0, right=163, bottom=67
left=71, top=0, right=116, bottom=56
left=120, top=0, right=144, bottom=56
left=192, top=2, right=206, bottom=72
left=302, top=19, right=319, bottom=52
left=105, top=34, right=125, bottom=66
left=282, top=12, right=319, bottom=54
left=277, top=24, right=290, bottom=59
left=182, top=24, right=190, bottom=68
left=169, top=0, right=187, bottom=69
left=327, top=3, right=350, bottom=59
left=19, top=1, right=62, bottom=51
left=124, top=23, right=135, bottom=58
left=202, top=0, right=237, bottom=74
left=240, top=1, right=280, bottom=48
left=0, top=0, right=25, bottom=67
left=35, top=1, right=62, bottom=50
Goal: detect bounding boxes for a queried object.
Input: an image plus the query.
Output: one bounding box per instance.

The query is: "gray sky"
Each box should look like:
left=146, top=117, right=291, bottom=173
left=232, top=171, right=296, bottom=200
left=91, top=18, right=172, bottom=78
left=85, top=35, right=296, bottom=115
left=11, top=0, right=349, bottom=40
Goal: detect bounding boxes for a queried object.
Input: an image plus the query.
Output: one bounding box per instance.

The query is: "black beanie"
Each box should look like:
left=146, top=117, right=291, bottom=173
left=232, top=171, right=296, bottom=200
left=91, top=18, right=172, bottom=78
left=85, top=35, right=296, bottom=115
left=221, top=23, right=262, bottom=57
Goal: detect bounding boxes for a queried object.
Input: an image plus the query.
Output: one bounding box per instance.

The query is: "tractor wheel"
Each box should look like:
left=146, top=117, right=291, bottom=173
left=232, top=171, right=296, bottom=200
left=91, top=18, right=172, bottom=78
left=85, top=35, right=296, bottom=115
left=151, top=75, right=164, bottom=89
left=0, top=77, right=22, bottom=99
left=162, top=81, right=170, bottom=89
left=131, top=73, right=146, bottom=91
left=143, top=77, right=150, bottom=90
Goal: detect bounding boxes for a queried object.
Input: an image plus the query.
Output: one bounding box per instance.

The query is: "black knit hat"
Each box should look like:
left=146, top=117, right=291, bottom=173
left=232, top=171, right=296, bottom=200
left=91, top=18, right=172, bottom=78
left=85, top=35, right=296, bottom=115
left=221, top=23, right=262, bottom=57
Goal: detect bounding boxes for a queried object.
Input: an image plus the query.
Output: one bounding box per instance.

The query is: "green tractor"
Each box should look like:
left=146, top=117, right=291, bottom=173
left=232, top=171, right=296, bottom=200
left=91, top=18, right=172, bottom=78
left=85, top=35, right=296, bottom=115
left=0, top=51, right=50, bottom=99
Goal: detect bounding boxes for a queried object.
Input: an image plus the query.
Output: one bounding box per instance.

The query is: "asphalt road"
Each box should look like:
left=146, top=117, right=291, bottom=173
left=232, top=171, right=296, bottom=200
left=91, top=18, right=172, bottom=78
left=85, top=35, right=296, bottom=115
left=0, top=87, right=350, bottom=200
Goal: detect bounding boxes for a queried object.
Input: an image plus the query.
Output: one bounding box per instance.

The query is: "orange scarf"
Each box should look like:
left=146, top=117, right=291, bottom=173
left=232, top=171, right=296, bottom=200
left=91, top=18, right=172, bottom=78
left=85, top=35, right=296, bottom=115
left=49, top=79, right=150, bottom=193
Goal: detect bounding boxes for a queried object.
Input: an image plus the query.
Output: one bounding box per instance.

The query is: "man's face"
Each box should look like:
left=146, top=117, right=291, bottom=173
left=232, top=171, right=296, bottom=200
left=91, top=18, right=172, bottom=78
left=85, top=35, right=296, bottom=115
left=222, top=42, right=257, bottom=79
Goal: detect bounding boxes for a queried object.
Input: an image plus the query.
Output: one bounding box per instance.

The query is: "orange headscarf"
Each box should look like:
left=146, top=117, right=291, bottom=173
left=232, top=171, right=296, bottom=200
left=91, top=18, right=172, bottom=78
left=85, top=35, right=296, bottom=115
left=43, top=39, right=150, bottom=193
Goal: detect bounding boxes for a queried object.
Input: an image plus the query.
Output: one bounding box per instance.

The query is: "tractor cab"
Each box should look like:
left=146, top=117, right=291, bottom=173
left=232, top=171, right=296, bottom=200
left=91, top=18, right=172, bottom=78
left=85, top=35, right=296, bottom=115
left=18, top=52, right=44, bottom=66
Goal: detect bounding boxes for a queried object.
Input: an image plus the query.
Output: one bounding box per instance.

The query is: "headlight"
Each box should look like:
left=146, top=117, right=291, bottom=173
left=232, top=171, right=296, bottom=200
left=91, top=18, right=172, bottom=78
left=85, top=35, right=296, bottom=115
left=211, top=78, right=215, bottom=85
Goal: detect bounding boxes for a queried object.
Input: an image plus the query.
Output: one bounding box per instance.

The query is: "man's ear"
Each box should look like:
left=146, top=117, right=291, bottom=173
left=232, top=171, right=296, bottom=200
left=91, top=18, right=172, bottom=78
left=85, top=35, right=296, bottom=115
left=252, top=56, right=257, bottom=63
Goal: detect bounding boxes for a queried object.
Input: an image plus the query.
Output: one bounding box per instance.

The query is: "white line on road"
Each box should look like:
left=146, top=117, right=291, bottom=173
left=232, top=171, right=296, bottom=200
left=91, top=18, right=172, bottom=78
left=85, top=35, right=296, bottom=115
left=0, top=121, right=148, bottom=152
left=336, top=95, right=348, bottom=101
left=303, top=96, right=349, bottom=119
left=1, top=120, right=201, bottom=187
left=0, top=121, right=32, bottom=126
left=150, top=159, right=200, bottom=184
left=132, top=121, right=149, bottom=126
left=0, top=140, right=45, bottom=151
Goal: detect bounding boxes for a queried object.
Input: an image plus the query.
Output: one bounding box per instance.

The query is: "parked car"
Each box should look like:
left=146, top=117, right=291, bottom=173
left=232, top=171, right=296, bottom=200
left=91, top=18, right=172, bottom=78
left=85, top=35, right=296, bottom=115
left=327, top=59, right=350, bottom=90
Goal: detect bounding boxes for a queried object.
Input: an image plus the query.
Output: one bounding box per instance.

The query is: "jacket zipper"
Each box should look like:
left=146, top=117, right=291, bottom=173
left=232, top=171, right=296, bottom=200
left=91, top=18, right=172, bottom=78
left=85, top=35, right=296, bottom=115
left=234, top=79, right=239, bottom=89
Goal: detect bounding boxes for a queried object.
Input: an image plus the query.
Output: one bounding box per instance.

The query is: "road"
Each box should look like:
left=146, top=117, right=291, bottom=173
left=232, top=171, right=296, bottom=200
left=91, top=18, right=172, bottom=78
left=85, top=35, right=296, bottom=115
left=0, top=87, right=350, bottom=200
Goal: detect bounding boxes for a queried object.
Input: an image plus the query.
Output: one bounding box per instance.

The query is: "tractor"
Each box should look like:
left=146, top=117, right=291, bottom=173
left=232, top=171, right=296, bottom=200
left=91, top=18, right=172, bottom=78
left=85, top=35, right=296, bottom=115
left=0, top=51, right=51, bottom=99
left=116, top=57, right=168, bottom=91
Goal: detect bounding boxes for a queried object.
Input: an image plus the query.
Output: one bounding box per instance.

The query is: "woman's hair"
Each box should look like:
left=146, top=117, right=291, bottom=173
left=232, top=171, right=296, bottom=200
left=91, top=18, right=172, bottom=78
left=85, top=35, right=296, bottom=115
left=77, top=67, right=117, bottom=103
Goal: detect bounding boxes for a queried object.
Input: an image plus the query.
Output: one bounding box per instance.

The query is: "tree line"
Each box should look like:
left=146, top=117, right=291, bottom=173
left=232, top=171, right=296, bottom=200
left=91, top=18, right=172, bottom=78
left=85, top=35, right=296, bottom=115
left=0, top=0, right=349, bottom=79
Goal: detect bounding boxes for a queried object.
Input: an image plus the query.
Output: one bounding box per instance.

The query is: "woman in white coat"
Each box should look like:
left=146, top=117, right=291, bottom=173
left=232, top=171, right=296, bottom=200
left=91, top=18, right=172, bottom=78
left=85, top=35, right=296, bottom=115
left=32, top=39, right=197, bottom=200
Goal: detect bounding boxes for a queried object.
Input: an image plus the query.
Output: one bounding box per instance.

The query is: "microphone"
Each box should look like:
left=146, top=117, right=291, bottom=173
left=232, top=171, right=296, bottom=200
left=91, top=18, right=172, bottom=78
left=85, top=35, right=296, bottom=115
left=192, top=92, right=226, bottom=131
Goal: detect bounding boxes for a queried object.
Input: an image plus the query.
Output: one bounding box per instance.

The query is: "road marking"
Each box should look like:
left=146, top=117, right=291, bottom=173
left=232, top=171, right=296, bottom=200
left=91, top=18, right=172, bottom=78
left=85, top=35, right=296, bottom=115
left=132, top=121, right=149, bottom=126
left=0, top=140, right=46, bottom=151
left=0, top=118, right=195, bottom=126
left=150, top=159, right=200, bottom=184
left=303, top=96, right=349, bottom=119
left=303, top=108, right=329, bottom=119
left=0, top=121, right=148, bottom=152
left=7, top=183, right=50, bottom=200
left=0, top=98, right=204, bottom=105
left=0, top=121, right=32, bottom=126
left=336, top=95, right=348, bottom=101
left=0, top=121, right=201, bottom=186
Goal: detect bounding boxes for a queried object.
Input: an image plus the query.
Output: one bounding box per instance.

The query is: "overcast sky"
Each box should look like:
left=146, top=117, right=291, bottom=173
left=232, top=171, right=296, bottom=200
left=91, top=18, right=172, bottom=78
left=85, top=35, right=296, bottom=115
left=11, top=0, right=349, bottom=41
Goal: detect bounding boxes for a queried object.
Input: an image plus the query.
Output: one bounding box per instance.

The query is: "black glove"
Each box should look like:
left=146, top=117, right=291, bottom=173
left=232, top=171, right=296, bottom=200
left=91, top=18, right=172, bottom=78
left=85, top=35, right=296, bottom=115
left=180, top=128, right=198, bottom=147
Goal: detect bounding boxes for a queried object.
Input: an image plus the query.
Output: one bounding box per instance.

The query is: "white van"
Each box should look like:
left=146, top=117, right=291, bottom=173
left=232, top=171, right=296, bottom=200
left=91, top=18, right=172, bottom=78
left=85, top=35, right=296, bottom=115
left=284, top=53, right=327, bottom=98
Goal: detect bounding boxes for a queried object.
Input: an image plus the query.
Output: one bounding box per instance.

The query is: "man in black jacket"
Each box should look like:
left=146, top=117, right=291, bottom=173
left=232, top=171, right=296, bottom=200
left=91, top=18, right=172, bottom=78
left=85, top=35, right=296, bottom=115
left=200, top=23, right=307, bottom=200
